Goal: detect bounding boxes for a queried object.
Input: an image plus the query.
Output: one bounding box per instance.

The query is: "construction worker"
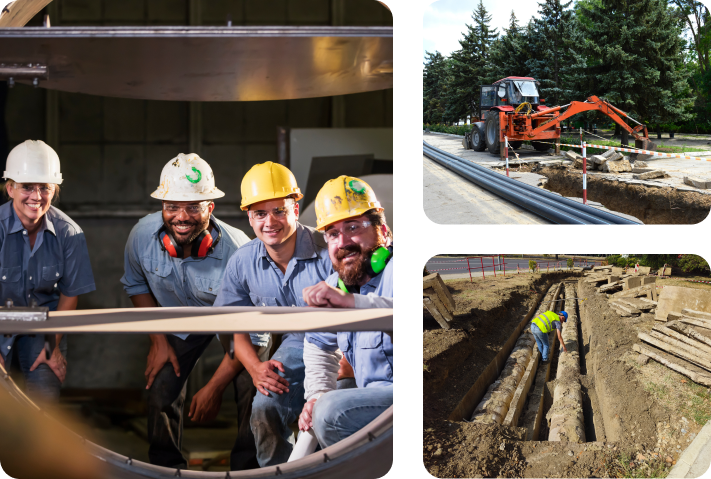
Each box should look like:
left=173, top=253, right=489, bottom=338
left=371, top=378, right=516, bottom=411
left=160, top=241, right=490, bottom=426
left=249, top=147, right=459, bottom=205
left=298, top=176, right=393, bottom=447
left=531, top=310, right=568, bottom=364
left=214, top=162, right=333, bottom=467
left=0, top=140, right=95, bottom=404
left=120, top=153, right=253, bottom=470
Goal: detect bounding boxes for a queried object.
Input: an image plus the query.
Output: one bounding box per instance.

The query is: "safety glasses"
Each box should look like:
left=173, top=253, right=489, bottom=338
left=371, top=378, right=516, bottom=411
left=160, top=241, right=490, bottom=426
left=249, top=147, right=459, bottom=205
left=248, top=205, right=294, bottom=221
left=323, top=221, right=372, bottom=244
left=17, top=184, right=54, bottom=197
left=163, top=201, right=210, bottom=215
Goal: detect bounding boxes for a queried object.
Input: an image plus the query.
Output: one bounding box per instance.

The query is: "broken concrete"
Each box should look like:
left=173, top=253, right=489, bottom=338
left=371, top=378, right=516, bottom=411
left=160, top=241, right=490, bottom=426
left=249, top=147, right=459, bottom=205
left=612, top=267, right=624, bottom=275
left=564, top=150, right=582, bottom=161
left=603, top=157, right=632, bottom=173
left=633, top=170, right=666, bottom=180
left=634, top=160, right=648, bottom=168
left=683, top=176, right=711, bottom=190
left=655, top=286, right=711, bottom=321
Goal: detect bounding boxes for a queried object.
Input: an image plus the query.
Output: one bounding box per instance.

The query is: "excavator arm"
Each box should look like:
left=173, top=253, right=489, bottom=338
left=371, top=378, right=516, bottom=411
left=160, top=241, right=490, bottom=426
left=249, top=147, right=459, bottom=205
left=527, top=95, right=649, bottom=140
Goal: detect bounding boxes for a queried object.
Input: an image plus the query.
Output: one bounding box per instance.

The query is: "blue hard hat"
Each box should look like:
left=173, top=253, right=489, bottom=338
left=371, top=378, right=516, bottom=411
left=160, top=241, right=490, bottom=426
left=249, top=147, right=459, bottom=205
left=559, top=311, right=569, bottom=321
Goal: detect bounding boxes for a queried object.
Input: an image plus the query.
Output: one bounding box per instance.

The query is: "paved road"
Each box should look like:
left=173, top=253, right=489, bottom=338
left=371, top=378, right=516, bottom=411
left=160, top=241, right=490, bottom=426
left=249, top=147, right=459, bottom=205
left=425, top=256, right=600, bottom=276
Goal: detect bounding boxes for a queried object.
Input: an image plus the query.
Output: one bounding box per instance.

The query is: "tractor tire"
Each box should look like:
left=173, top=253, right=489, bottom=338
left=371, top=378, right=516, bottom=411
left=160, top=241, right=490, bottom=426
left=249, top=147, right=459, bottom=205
left=462, top=132, right=471, bottom=149
left=508, top=141, right=523, bottom=149
left=532, top=141, right=550, bottom=152
left=485, top=114, right=501, bottom=155
left=471, top=126, right=486, bottom=151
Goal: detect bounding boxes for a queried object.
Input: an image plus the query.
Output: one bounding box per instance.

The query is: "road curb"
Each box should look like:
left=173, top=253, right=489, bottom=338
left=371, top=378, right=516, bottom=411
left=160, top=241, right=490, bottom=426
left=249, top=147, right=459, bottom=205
left=667, top=418, right=711, bottom=478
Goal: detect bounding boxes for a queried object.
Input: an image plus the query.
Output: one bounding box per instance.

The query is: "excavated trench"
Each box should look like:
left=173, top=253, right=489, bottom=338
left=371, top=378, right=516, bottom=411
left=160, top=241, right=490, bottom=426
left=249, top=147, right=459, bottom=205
left=540, top=166, right=711, bottom=225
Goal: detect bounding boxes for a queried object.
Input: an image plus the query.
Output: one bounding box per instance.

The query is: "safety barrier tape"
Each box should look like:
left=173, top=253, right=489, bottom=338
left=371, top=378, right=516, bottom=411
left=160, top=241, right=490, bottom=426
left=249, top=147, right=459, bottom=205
left=582, top=143, right=711, bottom=162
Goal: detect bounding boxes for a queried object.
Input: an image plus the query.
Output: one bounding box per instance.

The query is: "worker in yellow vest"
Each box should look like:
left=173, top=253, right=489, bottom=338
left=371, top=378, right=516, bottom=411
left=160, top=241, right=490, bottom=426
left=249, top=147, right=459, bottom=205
left=530, top=310, right=568, bottom=364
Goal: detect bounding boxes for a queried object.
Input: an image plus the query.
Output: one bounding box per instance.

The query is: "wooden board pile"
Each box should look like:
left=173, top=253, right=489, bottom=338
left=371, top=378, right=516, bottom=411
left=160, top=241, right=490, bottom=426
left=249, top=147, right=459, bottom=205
left=423, top=273, right=456, bottom=330
left=635, top=311, right=711, bottom=386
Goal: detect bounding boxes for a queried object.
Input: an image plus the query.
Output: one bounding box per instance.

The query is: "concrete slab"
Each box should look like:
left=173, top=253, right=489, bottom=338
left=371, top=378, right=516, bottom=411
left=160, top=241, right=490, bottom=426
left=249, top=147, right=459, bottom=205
left=667, top=418, right=711, bottom=478
left=656, top=286, right=711, bottom=321
left=624, top=276, right=644, bottom=290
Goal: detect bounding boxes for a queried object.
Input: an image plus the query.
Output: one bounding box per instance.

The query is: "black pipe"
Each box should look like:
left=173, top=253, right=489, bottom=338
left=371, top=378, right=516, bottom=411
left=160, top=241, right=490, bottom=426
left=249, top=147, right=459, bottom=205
left=436, top=150, right=613, bottom=225
left=423, top=141, right=644, bottom=225
left=424, top=146, right=585, bottom=224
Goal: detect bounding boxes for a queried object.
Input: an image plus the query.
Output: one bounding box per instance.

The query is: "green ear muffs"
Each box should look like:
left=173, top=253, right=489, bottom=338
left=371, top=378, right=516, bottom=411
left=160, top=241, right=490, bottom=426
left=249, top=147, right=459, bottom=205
left=337, top=247, right=392, bottom=293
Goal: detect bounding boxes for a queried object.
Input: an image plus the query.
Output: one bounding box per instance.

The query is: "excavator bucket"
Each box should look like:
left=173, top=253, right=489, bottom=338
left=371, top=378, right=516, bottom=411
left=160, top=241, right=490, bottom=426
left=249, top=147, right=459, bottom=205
left=631, top=137, right=657, bottom=163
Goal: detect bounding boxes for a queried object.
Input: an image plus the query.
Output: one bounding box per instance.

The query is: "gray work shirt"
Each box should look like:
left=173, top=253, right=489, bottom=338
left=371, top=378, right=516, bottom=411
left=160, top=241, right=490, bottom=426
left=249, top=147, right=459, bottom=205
left=214, top=222, right=333, bottom=349
left=307, top=253, right=394, bottom=388
left=0, top=201, right=96, bottom=359
left=120, top=211, right=250, bottom=340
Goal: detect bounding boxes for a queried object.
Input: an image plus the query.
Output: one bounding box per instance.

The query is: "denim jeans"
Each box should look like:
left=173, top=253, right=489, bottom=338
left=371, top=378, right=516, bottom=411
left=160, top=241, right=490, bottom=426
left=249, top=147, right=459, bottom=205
left=6, top=334, right=67, bottom=404
left=250, top=345, right=305, bottom=467
left=531, top=326, right=550, bottom=361
left=312, top=384, right=392, bottom=448
left=147, top=334, right=258, bottom=471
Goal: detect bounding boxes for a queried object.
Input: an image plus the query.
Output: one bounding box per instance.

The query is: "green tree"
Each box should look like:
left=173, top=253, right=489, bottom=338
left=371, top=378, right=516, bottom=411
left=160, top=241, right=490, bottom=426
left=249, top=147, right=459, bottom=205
left=487, top=12, right=534, bottom=82
left=525, top=0, right=584, bottom=105
left=576, top=0, right=694, bottom=125
left=423, top=51, right=449, bottom=124
left=443, top=0, right=498, bottom=122
left=678, top=255, right=710, bottom=275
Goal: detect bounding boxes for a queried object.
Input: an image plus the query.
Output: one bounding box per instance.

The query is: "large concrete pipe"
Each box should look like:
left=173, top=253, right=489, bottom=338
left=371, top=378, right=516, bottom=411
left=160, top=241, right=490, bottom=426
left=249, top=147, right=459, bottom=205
left=547, top=282, right=586, bottom=442
left=471, top=283, right=562, bottom=424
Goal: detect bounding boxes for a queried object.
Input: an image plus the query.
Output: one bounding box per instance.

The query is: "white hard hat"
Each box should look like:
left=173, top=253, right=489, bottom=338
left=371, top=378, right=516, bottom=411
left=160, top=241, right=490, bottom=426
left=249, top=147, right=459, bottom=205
left=151, top=153, right=225, bottom=201
left=3, top=140, right=63, bottom=184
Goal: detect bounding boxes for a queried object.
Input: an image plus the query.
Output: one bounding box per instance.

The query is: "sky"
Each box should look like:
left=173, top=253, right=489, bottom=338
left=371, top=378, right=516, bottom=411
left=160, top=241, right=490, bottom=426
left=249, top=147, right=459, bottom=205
left=423, top=0, right=541, bottom=63
left=423, top=0, right=699, bottom=68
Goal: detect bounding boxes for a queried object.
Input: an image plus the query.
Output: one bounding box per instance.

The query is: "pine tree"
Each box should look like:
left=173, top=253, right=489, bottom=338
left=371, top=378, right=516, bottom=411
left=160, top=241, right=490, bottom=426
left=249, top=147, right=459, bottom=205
left=423, top=51, right=449, bottom=124
left=487, top=11, right=533, bottom=82
left=442, top=0, right=498, bottom=122
left=525, top=0, right=582, bottom=105
left=577, top=0, right=694, bottom=125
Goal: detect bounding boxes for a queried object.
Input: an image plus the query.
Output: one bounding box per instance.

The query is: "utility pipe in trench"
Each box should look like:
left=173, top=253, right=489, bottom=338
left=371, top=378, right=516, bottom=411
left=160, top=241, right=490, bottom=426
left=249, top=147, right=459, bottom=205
left=471, top=282, right=562, bottom=424
left=547, top=282, right=586, bottom=442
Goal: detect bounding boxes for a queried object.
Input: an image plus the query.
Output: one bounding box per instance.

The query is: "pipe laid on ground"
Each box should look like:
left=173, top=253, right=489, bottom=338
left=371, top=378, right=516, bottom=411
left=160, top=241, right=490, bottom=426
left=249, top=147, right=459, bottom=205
left=471, top=283, right=561, bottom=424
left=422, top=141, right=642, bottom=225
left=547, top=282, right=586, bottom=443
left=424, top=144, right=580, bottom=224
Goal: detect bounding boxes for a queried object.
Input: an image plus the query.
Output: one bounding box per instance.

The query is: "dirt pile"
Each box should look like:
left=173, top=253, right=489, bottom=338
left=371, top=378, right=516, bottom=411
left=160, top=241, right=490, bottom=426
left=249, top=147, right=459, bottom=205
left=540, top=166, right=711, bottom=224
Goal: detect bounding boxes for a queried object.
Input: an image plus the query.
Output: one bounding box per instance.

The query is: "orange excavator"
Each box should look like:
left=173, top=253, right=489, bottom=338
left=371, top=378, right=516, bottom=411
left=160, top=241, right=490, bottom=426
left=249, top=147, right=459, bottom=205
left=463, top=76, right=655, bottom=156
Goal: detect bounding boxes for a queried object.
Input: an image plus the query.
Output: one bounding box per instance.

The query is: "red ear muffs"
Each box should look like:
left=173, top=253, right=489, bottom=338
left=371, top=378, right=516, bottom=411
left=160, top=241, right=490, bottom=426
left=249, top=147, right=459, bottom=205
left=159, top=225, right=220, bottom=259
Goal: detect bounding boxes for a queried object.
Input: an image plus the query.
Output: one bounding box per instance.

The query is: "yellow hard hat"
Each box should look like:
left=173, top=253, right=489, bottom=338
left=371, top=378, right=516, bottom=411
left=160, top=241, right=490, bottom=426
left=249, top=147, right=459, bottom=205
left=240, top=161, right=303, bottom=211
left=314, top=176, right=382, bottom=231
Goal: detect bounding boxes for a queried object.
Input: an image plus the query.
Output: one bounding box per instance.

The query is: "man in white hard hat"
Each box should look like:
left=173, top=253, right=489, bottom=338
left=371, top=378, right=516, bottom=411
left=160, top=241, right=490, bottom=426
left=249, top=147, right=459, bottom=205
left=214, top=162, right=334, bottom=467
left=120, top=153, right=255, bottom=470
left=0, top=140, right=95, bottom=404
left=298, top=176, right=393, bottom=447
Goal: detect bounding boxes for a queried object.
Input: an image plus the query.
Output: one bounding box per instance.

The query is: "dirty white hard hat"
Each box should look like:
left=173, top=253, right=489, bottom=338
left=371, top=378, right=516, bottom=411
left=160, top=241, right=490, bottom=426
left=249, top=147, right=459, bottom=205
left=3, top=140, right=63, bottom=184
left=151, top=153, right=225, bottom=201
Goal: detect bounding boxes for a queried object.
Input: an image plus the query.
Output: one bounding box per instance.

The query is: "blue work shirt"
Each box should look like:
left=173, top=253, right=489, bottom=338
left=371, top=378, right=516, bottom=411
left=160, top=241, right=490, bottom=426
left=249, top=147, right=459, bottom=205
left=214, top=222, right=333, bottom=349
left=0, top=201, right=96, bottom=359
left=120, top=211, right=250, bottom=340
left=306, top=255, right=393, bottom=389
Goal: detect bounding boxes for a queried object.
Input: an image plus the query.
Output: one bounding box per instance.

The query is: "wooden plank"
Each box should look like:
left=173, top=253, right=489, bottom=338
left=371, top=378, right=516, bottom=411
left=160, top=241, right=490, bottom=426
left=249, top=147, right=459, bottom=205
left=423, top=297, right=450, bottom=330
left=652, top=324, right=711, bottom=356
left=638, top=332, right=711, bottom=372
left=423, top=273, right=456, bottom=313
left=425, top=293, right=453, bottom=321
left=633, top=344, right=711, bottom=387
left=610, top=301, right=641, bottom=315
left=680, top=316, right=711, bottom=331
left=681, top=309, right=711, bottom=321
left=0, top=306, right=393, bottom=334
left=667, top=321, right=711, bottom=349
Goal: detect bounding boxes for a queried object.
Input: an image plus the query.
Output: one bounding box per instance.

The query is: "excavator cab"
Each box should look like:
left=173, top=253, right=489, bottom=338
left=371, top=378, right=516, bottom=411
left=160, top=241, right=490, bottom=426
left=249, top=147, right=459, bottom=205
left=479, top=77, right=540, bottom=120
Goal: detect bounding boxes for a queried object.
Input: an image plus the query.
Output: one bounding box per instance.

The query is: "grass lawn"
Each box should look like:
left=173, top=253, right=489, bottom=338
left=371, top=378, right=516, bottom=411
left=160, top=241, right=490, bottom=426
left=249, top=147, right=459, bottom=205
left=558, top=136, right=708, bottom=156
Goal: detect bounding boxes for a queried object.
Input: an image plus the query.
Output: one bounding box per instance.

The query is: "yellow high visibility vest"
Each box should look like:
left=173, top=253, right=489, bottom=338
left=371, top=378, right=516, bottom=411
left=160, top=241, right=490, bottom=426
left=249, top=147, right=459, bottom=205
left=531, top=310, right=560, bottom=334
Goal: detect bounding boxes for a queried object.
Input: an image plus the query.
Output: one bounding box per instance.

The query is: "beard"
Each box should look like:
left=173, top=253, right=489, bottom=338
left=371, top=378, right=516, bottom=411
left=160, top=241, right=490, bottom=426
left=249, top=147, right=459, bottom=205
left=334, top=242, right=385, bottom=287
left=166, top=215, right=210, bottom=246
